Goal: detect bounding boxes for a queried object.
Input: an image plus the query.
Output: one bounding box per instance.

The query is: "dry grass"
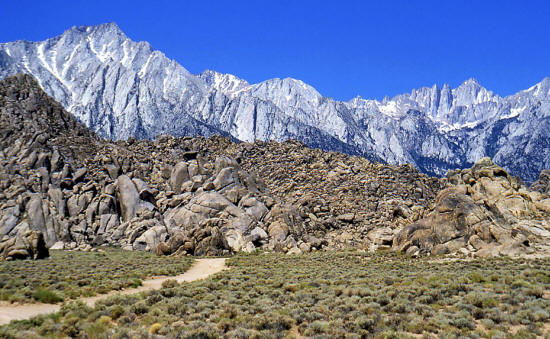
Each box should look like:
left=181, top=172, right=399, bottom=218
left=0, top=248, right=193, bottom=304
left=1, top=250, right=549, bottom=338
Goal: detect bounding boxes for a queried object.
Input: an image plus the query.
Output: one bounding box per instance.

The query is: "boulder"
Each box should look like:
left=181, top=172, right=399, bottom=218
left=531, top=170, right=550, bottom=194
left=268, top=221, right=289, bottom=242
left=49, top=241, right=65, bottom=250
left=367, top=227, right=394, bottom=251
left=169, top=162, right=190, bottom=194
left=337, top=213, right=355, bottom=223
left=116, top=175, right=140, bottom=222
left=27, top=194, right=57, bottom=247
left=248, top=227, right=268, bottom=244
left=116, top=175, right=154, bottom=222
left=0, top=230, right=49, bottom=260
left=393, top=158, right=550, bottom=257
left=213, top=167, right=236, bottom=190
left=133, top=225, right=168, bottom=251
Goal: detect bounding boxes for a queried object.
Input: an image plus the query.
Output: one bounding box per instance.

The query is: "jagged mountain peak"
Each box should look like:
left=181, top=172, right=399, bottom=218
left=461, top=77, right=481, bottom=86
left=70, top=22, right=124, bottom=35
left=522, top=76, right=550, bottom=98
left=452, top=78, right=496, bottom=100
left=199, top=69, right=249, bottom=94
left=0, top=23, right=548, bottom=182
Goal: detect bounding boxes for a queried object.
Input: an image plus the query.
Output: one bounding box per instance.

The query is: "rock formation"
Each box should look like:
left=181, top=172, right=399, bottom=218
left=392, top=158, right=550, bottom=257
left=189, top=137, right=443, bottom=251
left=1, top=74, right=549, bottom=260
left=0, top=230, right=49, bottom=261
left=531, top=170, right=550, bottom=195
left=0, top=75, right=308, bottom=258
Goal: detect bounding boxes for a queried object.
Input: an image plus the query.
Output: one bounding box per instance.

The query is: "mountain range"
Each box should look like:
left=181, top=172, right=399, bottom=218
left=1, top=22, right=549, bottom=182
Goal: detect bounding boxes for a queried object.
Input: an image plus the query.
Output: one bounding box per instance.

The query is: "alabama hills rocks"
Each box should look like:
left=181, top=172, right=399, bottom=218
left=0, top=230, right=49, bottom=261
left=1, top=74, right=550, bottom=260
left=531, top=170, right=550, bottom=195
left=0, top=75, right=302, bottom=258
left=393, top=158, right=550, bottom=257
left=187, top=136, right=444, bottom=251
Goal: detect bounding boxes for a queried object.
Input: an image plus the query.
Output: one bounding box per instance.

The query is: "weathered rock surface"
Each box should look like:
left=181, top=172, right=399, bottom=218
left=188, top=137, right=443, bottom=250
left=531, top=170, right=550, bottom=195
left=393, top=158, right=550, bottom=257
left=0, top=230, right=49, bottom=260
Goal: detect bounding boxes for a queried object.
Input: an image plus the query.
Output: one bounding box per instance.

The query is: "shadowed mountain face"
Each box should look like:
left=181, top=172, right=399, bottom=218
left=1, top=23, right=549, bottom=181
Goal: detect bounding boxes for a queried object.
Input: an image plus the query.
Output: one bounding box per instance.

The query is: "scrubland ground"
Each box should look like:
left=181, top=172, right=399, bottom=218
left=1, top=251, right=549, bottom=338
left=0, top=249, right=194, bottom=304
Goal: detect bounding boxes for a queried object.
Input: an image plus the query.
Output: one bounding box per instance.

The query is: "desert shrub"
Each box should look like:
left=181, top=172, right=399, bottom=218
left=509, top=329, right=537, bottom=339
left=467, top=272, right=486, bottom=283
left=161, top=279, right=178, bottom=289
left=453, top=317, right=475, bottom=330
left=2, top=252, right=549, bottom=337
left=355, top=316, right=376, bottom=331
left=33, top=288, right=63, bottom=303
left=526, top=286, right=544, bottom=298
left=149, top=323, right=162, bottom=334
left=108, top=305, right=125, bottom=319
left=465, top=292, right=498, bottom=308
left=0, top=248, right=193, bottom=303
left=130, top=301, right=149, bottom=315
left=305, top=320, right=330, bottom=335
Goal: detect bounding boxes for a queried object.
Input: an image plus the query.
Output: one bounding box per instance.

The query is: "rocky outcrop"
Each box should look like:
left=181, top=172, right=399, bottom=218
left=0, top=75, right=313, bottom=257
left=531, top=170, right=550, bottom=195
left=393, top=158, right=550, bottom=257
left=0, top=230, right=49, bottom=260
left=185, top=137, right=443, bottom=251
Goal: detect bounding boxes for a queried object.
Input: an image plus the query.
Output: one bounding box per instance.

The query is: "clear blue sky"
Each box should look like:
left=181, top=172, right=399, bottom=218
left=1, top=1, right=549, bottom=100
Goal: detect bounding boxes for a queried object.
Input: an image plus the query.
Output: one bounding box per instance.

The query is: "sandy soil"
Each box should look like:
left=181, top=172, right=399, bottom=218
left=0, top=258, right=227, bottom=325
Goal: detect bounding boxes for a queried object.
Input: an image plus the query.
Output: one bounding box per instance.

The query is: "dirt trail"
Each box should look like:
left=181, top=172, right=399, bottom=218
left=0, top=258, right=227, bottom=325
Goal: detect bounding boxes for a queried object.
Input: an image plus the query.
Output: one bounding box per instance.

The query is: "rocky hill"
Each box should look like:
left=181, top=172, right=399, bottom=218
left=394, top=158, right=550, bottom=257
left=1, top=23, right=550, bottom=181
left=178, top=136, right=444, bottom=250
left=1, top=74, right=549, bottom=260
left=0, top=75, right=439, bottom=260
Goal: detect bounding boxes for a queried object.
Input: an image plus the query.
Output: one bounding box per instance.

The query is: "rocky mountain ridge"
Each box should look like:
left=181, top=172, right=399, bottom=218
left=1, top=23, right=549, bottom=181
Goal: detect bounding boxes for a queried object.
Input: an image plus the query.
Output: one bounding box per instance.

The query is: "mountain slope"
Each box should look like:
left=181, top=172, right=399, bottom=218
left=1, top=23, right=549, bottom=181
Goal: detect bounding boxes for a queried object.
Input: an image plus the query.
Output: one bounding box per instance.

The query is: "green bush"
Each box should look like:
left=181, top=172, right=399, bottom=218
left=161, top=279, right=178, bottom=289
left=33, top=288, right=63, bottom=303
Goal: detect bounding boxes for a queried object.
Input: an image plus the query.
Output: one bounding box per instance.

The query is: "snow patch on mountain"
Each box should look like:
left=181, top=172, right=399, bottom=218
left=0, top=23, right=549, bottom=182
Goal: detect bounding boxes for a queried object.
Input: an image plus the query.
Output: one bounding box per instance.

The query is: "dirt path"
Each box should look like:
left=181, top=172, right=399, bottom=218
left=0, top=258, right=227, bottom=325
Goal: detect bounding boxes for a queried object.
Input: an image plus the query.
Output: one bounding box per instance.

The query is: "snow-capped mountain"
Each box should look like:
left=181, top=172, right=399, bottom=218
left=1, top=23, right=549, bottom=182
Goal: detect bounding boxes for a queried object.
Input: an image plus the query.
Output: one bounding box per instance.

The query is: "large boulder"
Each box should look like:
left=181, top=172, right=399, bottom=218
left=0, top=230, right=49, bottom=261
left=133, top=225, right=169, bottom=251
left=531, top=170, right=550, bottom=195
left=163, top=191, right=256, bottom=253
left=393, top=158, right=550, bottom=257
left=169, top=162, right=190, bottom=194
left=116, top=175, right=154, bottom=222
left=26, top=194, right=57, bottom=247
left=116, top=175, right=140, bottom=222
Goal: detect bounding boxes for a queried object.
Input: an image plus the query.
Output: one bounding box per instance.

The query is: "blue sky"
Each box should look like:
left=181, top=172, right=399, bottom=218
left=1, top=1, right=549, bottom=100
